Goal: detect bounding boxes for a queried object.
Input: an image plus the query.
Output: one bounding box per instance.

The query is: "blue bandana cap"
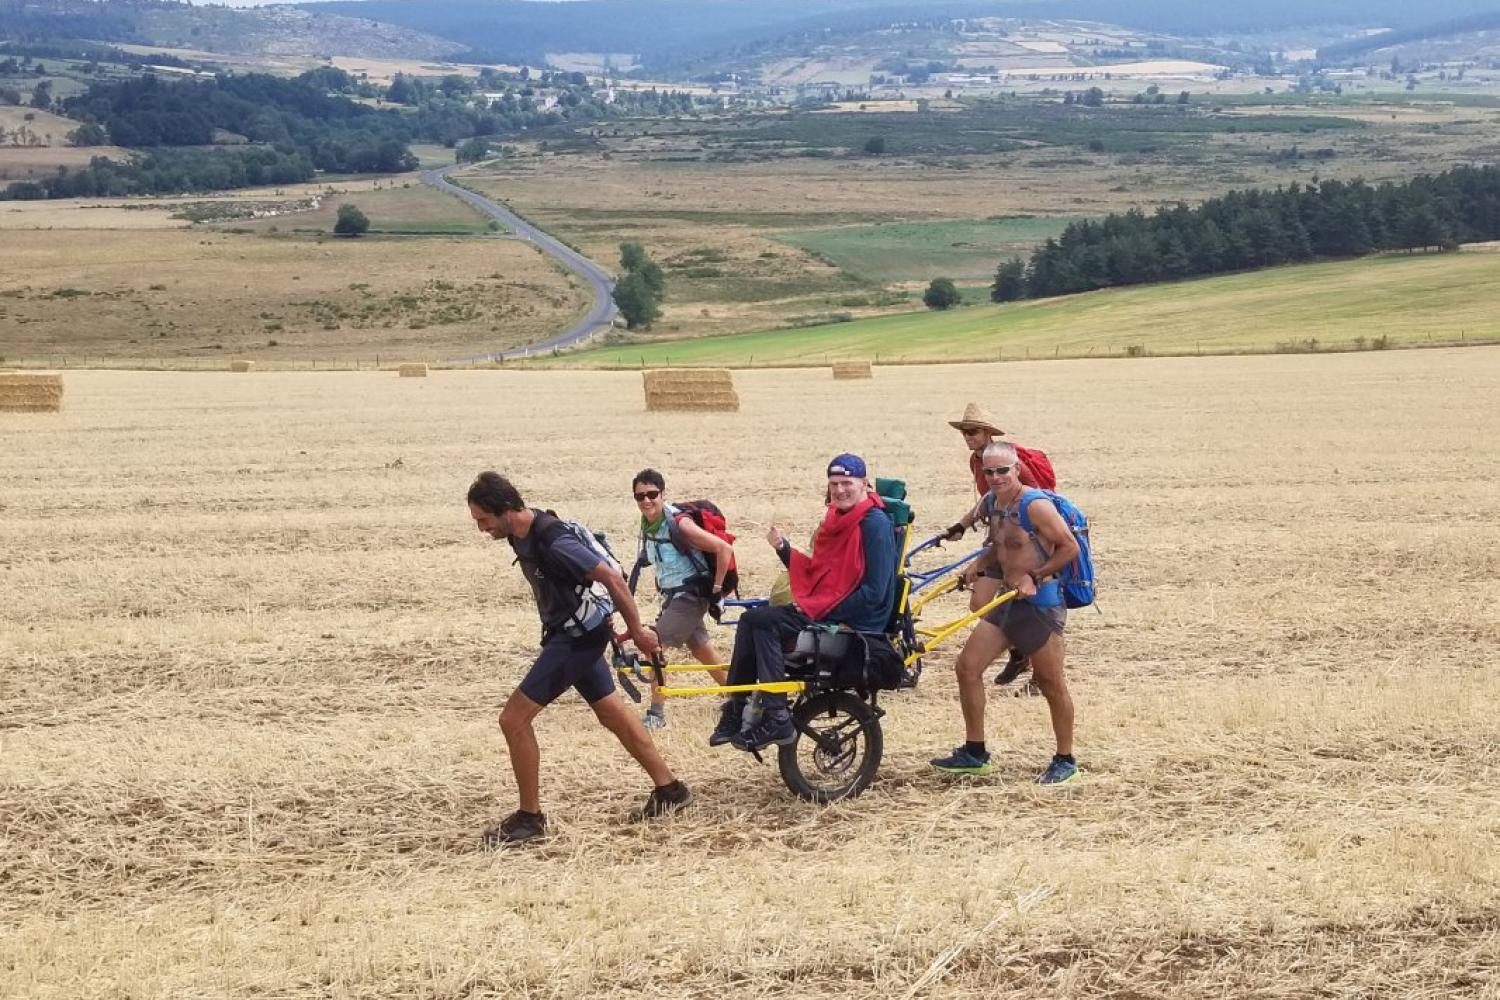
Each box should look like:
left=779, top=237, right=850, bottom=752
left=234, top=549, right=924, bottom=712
left=826, top=453, right=867, bottom=479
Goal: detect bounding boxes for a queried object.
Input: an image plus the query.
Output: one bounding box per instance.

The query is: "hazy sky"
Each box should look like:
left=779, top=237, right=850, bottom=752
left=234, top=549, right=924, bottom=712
left=210, top=0, right=588, bottom=5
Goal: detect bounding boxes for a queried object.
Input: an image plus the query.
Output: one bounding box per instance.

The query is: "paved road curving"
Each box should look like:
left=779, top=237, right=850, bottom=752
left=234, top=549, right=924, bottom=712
left=422, top=165, right=617, bottom=362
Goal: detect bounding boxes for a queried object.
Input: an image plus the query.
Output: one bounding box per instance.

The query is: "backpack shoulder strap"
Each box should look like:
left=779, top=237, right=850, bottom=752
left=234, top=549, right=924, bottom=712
left=530, top=510, right=590, bottom=584
left=627, top=536, right=648, bottom=594
left=664, top=503, right=712, bottom=576
left=1015, top=489, right=1051, bottom=535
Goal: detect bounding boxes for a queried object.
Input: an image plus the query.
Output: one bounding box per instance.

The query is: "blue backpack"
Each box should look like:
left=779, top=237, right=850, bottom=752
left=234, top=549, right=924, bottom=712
left=1017, top=489, right=1096, bottom=609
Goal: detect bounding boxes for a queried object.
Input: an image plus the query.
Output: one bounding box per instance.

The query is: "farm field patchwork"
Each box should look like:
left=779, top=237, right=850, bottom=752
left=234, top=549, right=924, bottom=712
left=2, top=349, right=1497, bottom=998
left=555, top=251, right=1500, bottom=367
left=468, top=96, right=1500, bottom=343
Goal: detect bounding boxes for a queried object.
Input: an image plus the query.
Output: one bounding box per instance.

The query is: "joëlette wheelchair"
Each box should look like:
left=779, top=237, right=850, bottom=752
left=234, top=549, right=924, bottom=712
left=613, top=478, right=1015, bottom=803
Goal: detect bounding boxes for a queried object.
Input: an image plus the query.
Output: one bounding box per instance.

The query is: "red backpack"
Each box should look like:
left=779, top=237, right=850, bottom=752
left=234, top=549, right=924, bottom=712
left=669, top=500, right=739, bottom=597
left=629, top=499, right=740, bottom=599
left=1015, top=445, right=1057, bottom=490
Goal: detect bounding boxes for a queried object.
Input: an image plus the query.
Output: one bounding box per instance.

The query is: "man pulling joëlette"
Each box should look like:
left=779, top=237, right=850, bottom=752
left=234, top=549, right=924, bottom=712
left=467, top=471, right=692, bottom=848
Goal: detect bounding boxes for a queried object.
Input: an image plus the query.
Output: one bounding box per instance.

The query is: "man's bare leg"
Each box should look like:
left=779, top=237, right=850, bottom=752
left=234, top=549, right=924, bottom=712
left=498, top=690, right=545, bottom=813
left=1027, top=634, right=1073, bottom=757
left=689, top=637, right=728, bottom=685
left=647, top=638, right=726, bottom=715
left=954, top=620, right=1009, bottom=741
left=969, top=574, right=1001, bottom=614
left=591, top=691, right=676, bottom=786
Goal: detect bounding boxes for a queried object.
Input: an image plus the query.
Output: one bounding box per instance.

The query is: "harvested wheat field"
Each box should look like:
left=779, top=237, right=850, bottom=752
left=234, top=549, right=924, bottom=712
left=2, top=349, right=1497, bottom=999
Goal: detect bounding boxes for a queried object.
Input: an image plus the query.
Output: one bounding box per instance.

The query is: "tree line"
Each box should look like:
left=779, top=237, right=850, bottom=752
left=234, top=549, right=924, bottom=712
left=992, top=165, right=1500, bottom=303
left=0, top=146, right=315, bottom=200
left=61, top=72, right=417, bottom=171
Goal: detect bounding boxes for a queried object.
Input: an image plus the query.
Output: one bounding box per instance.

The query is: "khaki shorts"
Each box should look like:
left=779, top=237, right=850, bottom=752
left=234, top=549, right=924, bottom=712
left=655, top=593, right=711, bottom=649
left=982, top=599, right=1065, bottom=656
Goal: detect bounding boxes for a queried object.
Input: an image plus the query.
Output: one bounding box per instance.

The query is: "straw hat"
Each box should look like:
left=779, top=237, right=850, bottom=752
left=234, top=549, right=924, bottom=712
left=947, top=402, right=1003, bottom=436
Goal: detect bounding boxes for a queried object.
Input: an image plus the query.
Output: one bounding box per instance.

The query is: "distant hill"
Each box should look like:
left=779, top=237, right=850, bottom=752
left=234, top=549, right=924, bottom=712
left=298, top=0, right=1500, bottom=69
left=0, top=0, right=461, bottom=61
left=1316, top=11, right=1500, bottom=62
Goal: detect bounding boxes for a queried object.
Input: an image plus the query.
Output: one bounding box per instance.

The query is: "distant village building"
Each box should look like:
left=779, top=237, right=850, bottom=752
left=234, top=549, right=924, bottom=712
left=936, top=73, right=1001, bottom=87
left=796, top=81, right=843, bottom=102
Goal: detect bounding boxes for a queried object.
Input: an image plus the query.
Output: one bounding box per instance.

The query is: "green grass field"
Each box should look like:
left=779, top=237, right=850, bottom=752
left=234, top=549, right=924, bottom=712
left=776, top=216, right=1078, bottom=283
left=555, top=251, right=1500, bottom=367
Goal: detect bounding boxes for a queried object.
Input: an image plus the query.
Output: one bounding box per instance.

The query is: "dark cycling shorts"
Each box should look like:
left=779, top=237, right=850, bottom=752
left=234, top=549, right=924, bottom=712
left=982, top=599, right=1066, bottom=657
left=518, top=625, right=616, bottom=707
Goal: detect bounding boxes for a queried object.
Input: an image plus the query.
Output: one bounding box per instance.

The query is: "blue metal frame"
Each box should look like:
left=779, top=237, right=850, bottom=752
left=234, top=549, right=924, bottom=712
left=718, top=533, right=986, bottom=625
left=903, top=534, right=986, bottom=591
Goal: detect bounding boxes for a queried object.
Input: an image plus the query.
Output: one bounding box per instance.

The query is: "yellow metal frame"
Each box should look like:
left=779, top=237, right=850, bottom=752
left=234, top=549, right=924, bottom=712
left=624, top=526, right=1017, bottom=699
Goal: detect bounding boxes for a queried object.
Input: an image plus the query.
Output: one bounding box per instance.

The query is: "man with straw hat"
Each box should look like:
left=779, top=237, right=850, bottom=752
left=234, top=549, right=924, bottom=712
left=941, top=402, right=1045, bottom=687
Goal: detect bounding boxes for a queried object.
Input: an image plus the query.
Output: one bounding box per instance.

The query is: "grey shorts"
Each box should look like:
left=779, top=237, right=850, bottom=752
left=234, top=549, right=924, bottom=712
left=518, top=625, right=615, bottom=707
left=982, top=599, right=1066, bottom=657
left=655, top=593, right=711, bottom=649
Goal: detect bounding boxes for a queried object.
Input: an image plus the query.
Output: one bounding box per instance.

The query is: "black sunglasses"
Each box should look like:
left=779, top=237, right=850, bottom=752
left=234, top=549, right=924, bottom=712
left=982, top=465, right=1014, bottom=477
left=633, top=489, right=662, bottom=502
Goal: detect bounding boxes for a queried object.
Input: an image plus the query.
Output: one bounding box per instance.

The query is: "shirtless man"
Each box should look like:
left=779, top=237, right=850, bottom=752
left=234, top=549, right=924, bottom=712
left=930, top=441, right=1081, bottom=785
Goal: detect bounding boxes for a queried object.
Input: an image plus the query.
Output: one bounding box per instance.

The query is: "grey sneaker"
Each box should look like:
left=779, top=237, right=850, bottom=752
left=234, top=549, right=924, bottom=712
left=730, top=709, right=797, bottom=751
left=633, top=779, right=693, bottom=820
left=708, top=698, right=745, bottom=747
left=480, top=809, right=547, bottom=848
left=643, top=707, right=667, bottom=731
left=1011, top=680, right=1043, bottom=698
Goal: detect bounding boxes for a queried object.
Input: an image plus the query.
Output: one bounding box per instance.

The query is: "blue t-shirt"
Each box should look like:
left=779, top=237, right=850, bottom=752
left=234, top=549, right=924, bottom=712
left=824, top=507, right=897, bottom=632
left=509, top=510, right=604, bottom=630
left=643, top=509, right=704, bottom=592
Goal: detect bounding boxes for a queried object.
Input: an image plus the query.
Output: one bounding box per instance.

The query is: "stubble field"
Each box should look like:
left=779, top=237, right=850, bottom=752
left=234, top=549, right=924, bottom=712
left=2, top=349, right=1497, bottom=998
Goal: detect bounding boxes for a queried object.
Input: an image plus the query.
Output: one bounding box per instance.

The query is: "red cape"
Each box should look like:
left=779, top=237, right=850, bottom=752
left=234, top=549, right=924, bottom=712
left=789, top=493, right=883, bottom=621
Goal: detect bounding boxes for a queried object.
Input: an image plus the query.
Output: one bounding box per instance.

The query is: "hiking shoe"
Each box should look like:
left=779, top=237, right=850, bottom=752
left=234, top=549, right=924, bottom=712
left=929, top=746, right=994, bottom=775
left=633, top=779, right=693, bottom=821
left=1038, top=756, right=1080, bottom=786
left=480, top=809, right=547, bottom=848
left=708, top=698, right=745, bottom=747
left=730, top=709, right=796, bottom=751
left=994, top=649, right=1030, bottom=686
left=643, top=708, right=667, bottom=731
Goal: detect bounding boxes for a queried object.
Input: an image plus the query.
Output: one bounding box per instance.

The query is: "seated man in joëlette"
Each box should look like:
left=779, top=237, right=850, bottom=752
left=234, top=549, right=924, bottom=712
left=710, top=454, right=898, bottom=751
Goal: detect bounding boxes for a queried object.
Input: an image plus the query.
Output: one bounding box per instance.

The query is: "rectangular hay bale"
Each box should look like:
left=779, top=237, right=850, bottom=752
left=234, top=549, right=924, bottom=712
left=642, top=368, right=739, bottom=411
left=230, top=360, right=255, bottom=373
left=642, top=368, right=735, bottom=392
left=644, top=389, right=740, bottom=412
left=398, top=363, right=429, bottom=378
left=832, top=361, right=873, bottom=380
left=0, top=372, right=63, bottom=413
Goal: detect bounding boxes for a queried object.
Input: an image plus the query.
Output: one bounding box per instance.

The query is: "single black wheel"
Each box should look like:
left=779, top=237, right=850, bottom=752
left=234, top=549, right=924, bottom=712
left=778, top=690, right=883, bottom=802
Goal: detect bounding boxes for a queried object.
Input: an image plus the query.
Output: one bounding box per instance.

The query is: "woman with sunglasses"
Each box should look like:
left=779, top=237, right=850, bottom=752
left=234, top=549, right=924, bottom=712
left=629, top=469, right=732, bottom=730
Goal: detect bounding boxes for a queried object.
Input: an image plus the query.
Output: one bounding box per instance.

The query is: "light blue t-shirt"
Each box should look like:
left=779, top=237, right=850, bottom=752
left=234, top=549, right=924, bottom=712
left=644, top=507, right=705, bottom=592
